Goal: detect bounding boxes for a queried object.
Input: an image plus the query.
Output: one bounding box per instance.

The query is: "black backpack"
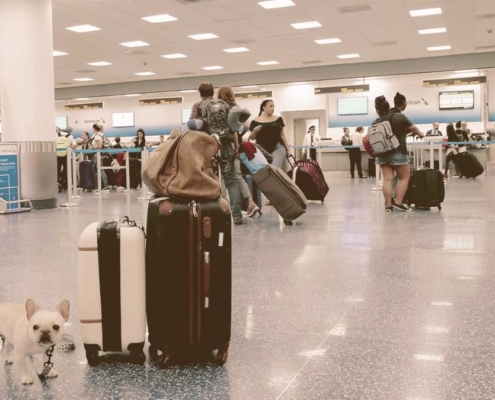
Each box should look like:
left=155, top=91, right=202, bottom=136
left=200, top=99, right=232, bottom=141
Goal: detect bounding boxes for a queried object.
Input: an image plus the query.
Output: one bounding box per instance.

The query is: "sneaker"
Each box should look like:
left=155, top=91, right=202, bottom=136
left=392, top=200, right=412, bottom=212
left=117, top=186, right=125, bottom=192
left=234, top=218, right=244, bottom=225
left=385, top=206, right=393, bottom=212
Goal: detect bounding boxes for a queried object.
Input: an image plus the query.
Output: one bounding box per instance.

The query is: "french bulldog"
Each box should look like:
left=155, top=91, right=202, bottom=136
left=0, top=299, right=70, bottom=384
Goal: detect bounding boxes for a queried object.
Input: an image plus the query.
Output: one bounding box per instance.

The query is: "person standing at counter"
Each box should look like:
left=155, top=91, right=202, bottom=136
left=302, top=125, right=320, bottom=160
left=426, top=122, right=442, bottom=136
left=249, top=99, right=290, bottom=169
left=350, top=127, right=366, bottom=178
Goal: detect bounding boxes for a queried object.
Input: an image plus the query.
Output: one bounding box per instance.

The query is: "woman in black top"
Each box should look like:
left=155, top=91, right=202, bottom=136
left=444, top=123, right=460, bottom=178
left=373, top=95, right=423, bottom=212
left=132, top=129, right=146, bottom=160
left=249, top=99, right=290, bottom=169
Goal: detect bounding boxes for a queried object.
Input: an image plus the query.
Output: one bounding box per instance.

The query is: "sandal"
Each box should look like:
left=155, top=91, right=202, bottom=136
left=247, top=205, right=261, bottom=217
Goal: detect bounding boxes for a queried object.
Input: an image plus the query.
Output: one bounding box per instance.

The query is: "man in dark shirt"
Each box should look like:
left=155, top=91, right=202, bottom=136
left=426, top=122, right=443, bottom=136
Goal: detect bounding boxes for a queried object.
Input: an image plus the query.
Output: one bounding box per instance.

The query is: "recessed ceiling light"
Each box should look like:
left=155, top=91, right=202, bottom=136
left=337, top=53, right=360, bottom=59
left=455, top=69, right=477, bottom=73
left=240, top=85, right=258, bottom=88
left=315, top=38, right=341, bottom=45
left=202, top=66, right=224, bottom=70
left=120, top=41, right=150, bottom=48
left=180, top=90, right=197, bottom=93
left=223, top=47, right=250, bottom=53
left=291, top=21, right=322, bottom=30
left=124, top=94, right=141, bottom=97
left=53, top=51, right=68, bottom=57
left=427, top=45, right=451, bottom=51
left=162, top=53, right=187, bottom=59
left=87, top=61, right=112, bottom=66
left=73, top=78, right=94, bottom=82
left=134, top=72, right=156, bottom=76
left=142, top=14, right=177, bottom=23
left=409, top=8, right=442, bottom=17
left=290, top=82, right=307, bottom=85
left=258, top=0, right=295, bottom=9
left=66, top=24, right=101, bottom=33
left=257, top=61, right=279, bottom=65
left=73, top=98, right=89, bottom=101
left=419, top=27, right=447, bottom=35
left=189, top=33, right=218, bottom=40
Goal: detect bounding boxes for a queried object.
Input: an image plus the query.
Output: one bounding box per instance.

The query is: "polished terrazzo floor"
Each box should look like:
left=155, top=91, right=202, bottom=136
left=1, top=176, right=495, bottom=400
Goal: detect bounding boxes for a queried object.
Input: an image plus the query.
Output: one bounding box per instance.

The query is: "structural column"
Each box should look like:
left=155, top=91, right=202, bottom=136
left=0, top=0, right=58, bottom=209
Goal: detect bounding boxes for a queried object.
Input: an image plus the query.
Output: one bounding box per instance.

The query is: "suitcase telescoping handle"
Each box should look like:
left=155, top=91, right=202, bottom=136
left=412, top=136, right=423, bottom=170
left=286, top=154, right=297, bottom=169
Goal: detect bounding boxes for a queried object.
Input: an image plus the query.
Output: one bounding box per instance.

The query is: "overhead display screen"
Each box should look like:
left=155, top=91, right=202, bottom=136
left=55, top=116, right=68, bottom=130
left=112, top=112, right=135, bottom=128
left=182, top=108, right=192, bottom=124
left=439, top=91, right=474, bottom=110
left=337, top=97, right=368, bottom=116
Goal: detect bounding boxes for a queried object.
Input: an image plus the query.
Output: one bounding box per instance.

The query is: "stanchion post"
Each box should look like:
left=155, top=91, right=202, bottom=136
left=138, top=149, right=150, bottom=200
left=72, top=148, right=80, bottom=199
left=125, top=150, right=131, bottom=192
left=94, top=151, right=103, bottom=196
left=429, top=140, right=434, bottom=169
left=61, top=147, right=79, bottom=207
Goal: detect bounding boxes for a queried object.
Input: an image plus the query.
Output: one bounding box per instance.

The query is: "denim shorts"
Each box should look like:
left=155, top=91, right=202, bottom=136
left=376, top=150, right=408, bottom=166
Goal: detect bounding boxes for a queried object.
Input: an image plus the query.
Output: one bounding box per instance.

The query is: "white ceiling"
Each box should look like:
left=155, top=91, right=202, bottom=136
left=52, top=0, right=495, bottom=89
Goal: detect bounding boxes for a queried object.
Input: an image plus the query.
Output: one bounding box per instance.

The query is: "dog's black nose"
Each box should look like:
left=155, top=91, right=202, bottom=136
left=40, top=329, right=50, bottom=336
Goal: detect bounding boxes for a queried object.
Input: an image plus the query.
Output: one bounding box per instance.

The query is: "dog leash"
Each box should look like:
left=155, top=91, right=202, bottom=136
left=32, top=333, right=76, bottom=381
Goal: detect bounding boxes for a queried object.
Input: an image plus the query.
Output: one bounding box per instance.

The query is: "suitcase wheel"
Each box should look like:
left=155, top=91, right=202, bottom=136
left=284, top=220, right=293, bottom=226
left=130, top=349, right=146, bottom=365
left=86, top=350, right=99, bottom=366
left=215, top=349, right=228, bottom=366
left=149, top=345, right=160, bottom=361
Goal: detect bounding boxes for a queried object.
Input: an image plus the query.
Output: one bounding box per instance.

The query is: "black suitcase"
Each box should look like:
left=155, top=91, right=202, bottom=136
left=146, top=197, right=232, bottom=368
left=80, top=160, right=95, bottom=190
left=405, top=169, right=445, bottom=210
left=453, top=152, right=484, bottom=178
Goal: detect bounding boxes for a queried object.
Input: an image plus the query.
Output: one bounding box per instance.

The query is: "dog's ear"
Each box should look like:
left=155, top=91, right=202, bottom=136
left=26, top=299, right=40, bottom=321
left=56, top=299, right=70, bottom=322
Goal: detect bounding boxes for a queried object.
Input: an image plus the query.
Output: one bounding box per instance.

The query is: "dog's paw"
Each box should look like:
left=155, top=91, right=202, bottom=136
left=4, top=356, right=14, bottom=364
left=21, top=375, right=34, bottom=385
left=47, top=369, right=58, bottom=378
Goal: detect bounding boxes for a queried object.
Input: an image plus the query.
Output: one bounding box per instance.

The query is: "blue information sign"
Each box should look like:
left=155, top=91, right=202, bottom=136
left=0, top=144, right=20, bottom=210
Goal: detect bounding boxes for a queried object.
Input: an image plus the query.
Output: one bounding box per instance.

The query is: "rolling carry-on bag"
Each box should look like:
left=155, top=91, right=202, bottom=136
left=253, top=165, right=308, bottom=224
left=146, top=197, right=232, bottom=368
left=79, top=160, right=95, bottom=191
left=78, top=217, right=146, bottom=366
left=405, top=137, right=445, bottom=210
left=453, top=151, right=484, bottom=178
left=286, top=155, right=328, bottom=203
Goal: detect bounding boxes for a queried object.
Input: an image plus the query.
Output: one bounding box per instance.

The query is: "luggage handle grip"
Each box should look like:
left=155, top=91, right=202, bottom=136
left=204, top=252, right=210, bottom=308
left=286, top=154, right=297, bottom=169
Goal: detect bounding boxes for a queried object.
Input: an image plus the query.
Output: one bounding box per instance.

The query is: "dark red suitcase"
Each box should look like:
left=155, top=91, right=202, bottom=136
left=287, top=156, right=329, bottom=202
left=146, top=196, right=232, bottom=368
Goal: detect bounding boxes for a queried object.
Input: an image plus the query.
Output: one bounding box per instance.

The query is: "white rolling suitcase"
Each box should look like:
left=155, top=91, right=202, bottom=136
left=78, top=217, right=146, bottom=366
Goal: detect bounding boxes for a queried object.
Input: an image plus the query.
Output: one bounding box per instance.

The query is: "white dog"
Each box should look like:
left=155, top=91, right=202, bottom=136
left=0, top=299, right=70, bottom=384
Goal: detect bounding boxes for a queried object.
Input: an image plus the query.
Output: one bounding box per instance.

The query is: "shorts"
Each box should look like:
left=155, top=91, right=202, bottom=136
left=376, top=151, right=408, bottom=166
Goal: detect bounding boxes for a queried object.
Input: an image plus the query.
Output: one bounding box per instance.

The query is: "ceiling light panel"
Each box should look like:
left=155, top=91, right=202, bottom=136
left=73, top=78, right=94, bottom=81
left=338, top=54, right=360, bottom=59
left=419, top=27, right=447, bottom=35
left=202, top=66, right=224, bottom=70
left=162, top=53, right=187, bottom=59
left=66, top=24, right=101, bottom=33
left=142, top=14, right=177, bottom=23
left=134, top=72, right=156, bottom=76
left=73, top=98, right=89, bottom=101
left=291, top=21, right=322, bottom=30
left=409, top=8, right=442, bottom=17
left=223, top=47, right=250, bottom=53
left=120, top=41, right=150, bottom=48
left=189, top=33, right=218, bottom=40
left=258, top=0, right=295, bottom=10
left=257, top=61, right=279, bottom=65
left=427, top=45, right=451, bottom=51
left=53, top=51, right=68, bottom=56
left=124, top=94, right=141, bottom=97
left=87, top=61, right=112, bottom=66
left=315, top=38, right=341, bottom=45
